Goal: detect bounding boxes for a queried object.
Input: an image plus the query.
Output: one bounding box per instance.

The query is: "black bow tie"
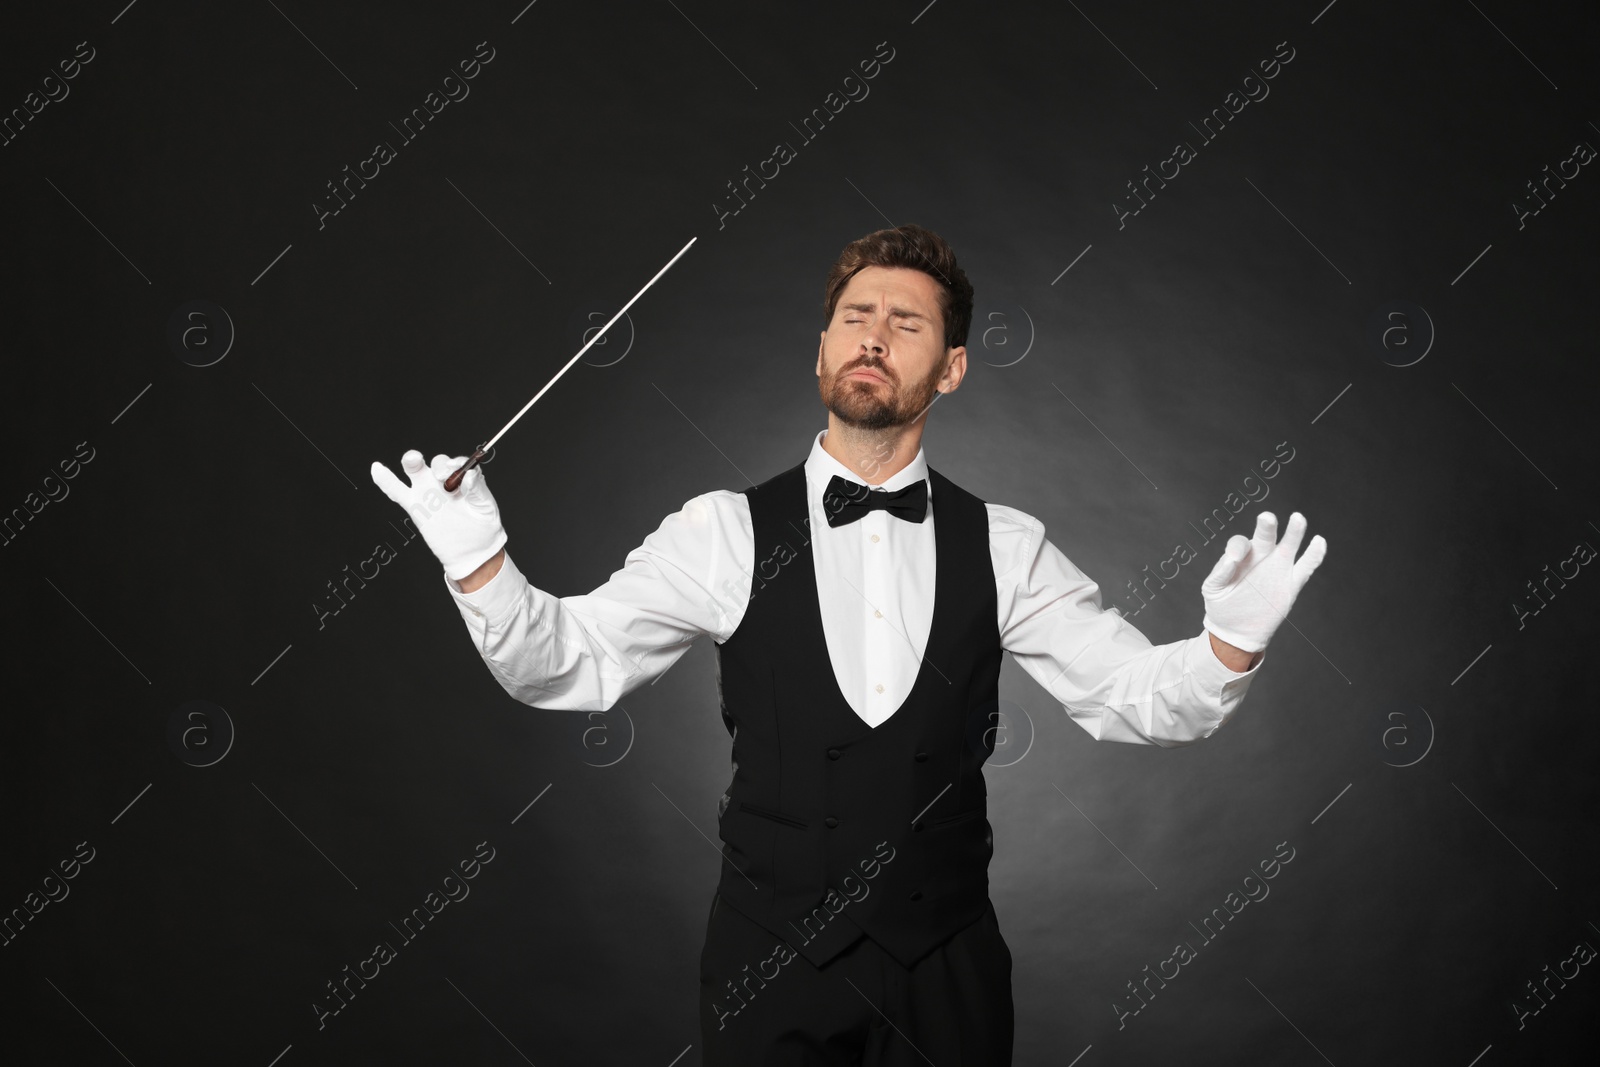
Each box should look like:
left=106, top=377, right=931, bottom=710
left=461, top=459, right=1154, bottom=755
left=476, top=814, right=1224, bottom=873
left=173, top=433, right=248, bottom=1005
left=823, top=474, right=928, bottom=527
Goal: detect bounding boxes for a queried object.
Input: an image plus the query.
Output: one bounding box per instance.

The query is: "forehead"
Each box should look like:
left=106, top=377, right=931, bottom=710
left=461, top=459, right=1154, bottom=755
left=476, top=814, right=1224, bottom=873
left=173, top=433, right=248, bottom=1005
left=837, top=265, right=942, bottom=312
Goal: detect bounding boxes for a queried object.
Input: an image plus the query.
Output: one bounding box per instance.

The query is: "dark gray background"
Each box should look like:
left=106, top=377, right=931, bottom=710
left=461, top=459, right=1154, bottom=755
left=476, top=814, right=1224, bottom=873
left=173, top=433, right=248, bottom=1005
left=4, top=1, right=1596, bottom=1064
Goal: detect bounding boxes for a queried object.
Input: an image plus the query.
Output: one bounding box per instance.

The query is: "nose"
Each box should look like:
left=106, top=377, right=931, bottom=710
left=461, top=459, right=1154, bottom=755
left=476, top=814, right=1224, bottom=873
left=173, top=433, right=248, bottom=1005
left=858, top=326, right=887, bottom=356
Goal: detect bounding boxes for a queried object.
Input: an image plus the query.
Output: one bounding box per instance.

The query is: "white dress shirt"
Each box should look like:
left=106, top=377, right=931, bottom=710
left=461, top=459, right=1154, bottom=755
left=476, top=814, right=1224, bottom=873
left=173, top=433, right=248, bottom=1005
left=445, top=430, right=1262, bottom=745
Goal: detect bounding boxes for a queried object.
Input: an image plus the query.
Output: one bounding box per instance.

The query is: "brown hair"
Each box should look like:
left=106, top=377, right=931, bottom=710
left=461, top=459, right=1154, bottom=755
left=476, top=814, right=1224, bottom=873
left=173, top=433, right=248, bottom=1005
left=822, top=224, right=974, bottom=350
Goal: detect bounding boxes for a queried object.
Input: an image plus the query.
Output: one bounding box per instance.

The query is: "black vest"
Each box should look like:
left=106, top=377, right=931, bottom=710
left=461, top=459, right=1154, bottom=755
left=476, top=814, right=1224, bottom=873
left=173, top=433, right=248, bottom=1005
left=712, top=459, right=1003, bottom=969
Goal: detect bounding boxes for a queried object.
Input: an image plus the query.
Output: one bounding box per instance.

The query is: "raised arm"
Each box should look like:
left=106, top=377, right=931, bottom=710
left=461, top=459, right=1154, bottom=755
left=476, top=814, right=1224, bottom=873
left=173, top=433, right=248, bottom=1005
left=372, top=449, right=754, bottom=709
left=992, top=505, right=1256, bottom=746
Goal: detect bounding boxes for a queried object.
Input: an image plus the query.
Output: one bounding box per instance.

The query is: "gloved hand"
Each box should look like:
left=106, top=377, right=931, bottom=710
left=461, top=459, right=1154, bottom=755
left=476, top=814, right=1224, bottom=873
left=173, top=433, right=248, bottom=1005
left=1200, top=511, right=1326, bottom=653
left=370, top=450, right=508, bottom=581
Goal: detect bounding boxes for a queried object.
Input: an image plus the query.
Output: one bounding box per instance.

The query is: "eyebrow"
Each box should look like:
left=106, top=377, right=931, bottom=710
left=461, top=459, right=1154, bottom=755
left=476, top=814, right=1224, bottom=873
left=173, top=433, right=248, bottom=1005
left=840, top=301, right=931, bottom=322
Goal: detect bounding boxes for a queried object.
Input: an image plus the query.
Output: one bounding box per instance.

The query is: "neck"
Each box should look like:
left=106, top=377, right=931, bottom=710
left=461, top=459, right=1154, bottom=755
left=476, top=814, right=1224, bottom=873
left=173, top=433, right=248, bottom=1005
left=821, top=414, right=925, bottom=485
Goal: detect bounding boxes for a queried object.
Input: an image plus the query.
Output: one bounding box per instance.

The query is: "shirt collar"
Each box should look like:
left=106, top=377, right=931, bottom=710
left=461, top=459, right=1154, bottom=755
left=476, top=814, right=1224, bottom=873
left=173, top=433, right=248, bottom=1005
left=804, top=428, right=930, bottom=496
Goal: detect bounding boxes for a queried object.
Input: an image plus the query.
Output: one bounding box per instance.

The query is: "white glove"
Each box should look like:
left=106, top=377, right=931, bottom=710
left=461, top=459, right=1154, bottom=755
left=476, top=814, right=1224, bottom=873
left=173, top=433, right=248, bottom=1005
left=370, top=450, right=508, bottom=581
left=1200, top=511, right=1326, bottom=653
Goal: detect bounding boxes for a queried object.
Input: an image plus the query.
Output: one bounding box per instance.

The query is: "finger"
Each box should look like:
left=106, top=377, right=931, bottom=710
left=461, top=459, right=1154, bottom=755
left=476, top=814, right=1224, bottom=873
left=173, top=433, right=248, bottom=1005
left=1277, top=511, right=1308, bottom=558
left=1250, top=511, right=1278, bottom=553
left=401, top=449, right=427, bottom=486
left=1202, top=534, right=1252, bottom=592
left=430, top=454, right=467, bottom=482
left=370, top=461, right=409, bottom=504
left=1292, top=533, right=1328, bottom=587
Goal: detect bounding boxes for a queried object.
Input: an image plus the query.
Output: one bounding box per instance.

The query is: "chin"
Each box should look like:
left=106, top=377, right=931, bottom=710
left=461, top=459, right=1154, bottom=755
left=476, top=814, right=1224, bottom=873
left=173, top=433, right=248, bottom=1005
left=837, top=406, right=900, bottom=431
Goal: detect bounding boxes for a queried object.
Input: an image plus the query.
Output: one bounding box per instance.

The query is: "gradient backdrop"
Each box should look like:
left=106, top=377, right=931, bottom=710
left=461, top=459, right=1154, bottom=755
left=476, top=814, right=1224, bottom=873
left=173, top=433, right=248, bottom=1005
left=4, top=1, right=1597, bottom=1064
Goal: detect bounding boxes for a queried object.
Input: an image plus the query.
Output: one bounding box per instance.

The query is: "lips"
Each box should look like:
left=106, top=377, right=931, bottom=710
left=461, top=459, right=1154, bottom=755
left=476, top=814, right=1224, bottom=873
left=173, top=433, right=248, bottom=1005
left=846, top=368, right=887, bottom=383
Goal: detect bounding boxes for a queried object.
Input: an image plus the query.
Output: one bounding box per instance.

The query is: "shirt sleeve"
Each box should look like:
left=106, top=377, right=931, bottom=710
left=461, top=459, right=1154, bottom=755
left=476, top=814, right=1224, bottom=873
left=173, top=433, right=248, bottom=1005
left=989, top=503, right=1262, bottom=746
left=442, top=489, right=754, bottom=709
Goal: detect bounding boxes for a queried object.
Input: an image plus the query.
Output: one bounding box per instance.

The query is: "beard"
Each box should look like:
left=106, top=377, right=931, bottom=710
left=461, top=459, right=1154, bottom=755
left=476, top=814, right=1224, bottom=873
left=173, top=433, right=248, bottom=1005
left=820, top=355, right=944, bottom=431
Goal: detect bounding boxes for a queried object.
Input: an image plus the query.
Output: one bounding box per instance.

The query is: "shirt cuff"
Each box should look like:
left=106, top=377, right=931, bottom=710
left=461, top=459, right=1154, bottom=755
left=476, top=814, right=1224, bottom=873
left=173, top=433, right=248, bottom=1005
left=443, top=550, right=532, bottom=628
left=1186, top=630, right=1265, bottom=699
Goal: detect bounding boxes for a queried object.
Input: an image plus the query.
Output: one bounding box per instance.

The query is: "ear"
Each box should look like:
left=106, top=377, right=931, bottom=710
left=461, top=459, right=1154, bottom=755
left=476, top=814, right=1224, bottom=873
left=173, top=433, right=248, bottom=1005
left=816, top=331, right=826, bottom=377
left=938, top=345, right=967, bottom=393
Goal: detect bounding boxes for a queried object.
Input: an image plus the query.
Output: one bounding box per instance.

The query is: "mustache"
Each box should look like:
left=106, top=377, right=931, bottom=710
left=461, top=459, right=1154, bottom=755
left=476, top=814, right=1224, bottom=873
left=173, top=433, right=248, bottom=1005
left=842, top=359, right=893, bottom=382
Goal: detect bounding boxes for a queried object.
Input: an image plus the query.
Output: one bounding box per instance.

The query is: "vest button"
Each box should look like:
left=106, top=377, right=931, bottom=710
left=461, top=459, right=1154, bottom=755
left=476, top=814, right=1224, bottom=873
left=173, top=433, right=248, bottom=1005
left=825, top=816, right=839, bottom=828
left=914, top=751, right=929, bottom=762
left=909, top=890, right=923, bottom=901
left=912, top=820, right=924, bottom=832
left=827, top=748, right=841, bottom=760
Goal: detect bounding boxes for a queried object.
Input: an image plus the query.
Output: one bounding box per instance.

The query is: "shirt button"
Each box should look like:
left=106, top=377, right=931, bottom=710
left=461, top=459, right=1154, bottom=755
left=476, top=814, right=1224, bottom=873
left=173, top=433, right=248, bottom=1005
left=870, top=533, right=880, bottom=543
left=825, top=816, right=840, bottom=829
left=873, top=609, right=883, bottom=618
left=471, top=609, right=482, bottom=617
left=827, top=748, right=841, bottom=760
left=875, top=683, right=884, bottom=694
left=911, top=821, right=925, bottom=833
left=914, top=751, right=929, bottom=762
left=909, top=890, right=923, bottom=901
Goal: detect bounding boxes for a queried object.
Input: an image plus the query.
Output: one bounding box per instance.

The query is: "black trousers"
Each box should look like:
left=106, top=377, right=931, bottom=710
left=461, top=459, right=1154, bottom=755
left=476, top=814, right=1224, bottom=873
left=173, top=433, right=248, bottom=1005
left=698, top=893, right=1014, bottom=1065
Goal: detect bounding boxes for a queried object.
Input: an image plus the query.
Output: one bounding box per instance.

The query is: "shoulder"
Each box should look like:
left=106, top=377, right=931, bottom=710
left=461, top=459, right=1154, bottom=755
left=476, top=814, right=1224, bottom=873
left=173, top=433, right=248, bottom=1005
left=983, top=501, right=1048, bottom=579
left=627, top=489, right=752, bottom=562
left=984, top=501, right=1044, bottom=538
left=669, top=488, right=750, bottom=526
left=924, top=467, right=1044, bottom=541
left=928, top=469, right=1049, bottom=572
left=654, top=489, right=751, bottom=537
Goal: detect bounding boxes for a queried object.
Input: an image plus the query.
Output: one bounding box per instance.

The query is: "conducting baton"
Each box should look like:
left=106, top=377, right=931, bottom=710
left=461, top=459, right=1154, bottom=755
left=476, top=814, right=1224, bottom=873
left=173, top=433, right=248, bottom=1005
left=443, top=236, right=698, bottom=492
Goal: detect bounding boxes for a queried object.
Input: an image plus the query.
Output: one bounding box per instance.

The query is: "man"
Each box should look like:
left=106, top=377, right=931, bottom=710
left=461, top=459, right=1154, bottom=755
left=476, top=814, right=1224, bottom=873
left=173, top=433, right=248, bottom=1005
left=371, top=224, right=1326, bottom=1064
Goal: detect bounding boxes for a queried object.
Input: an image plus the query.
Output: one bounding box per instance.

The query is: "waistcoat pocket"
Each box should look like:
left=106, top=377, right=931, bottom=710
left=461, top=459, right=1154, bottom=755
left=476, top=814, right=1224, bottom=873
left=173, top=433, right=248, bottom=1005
left=740, top=800, right=809, bottom=830
left=926, top=806, right=984, bottom=829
